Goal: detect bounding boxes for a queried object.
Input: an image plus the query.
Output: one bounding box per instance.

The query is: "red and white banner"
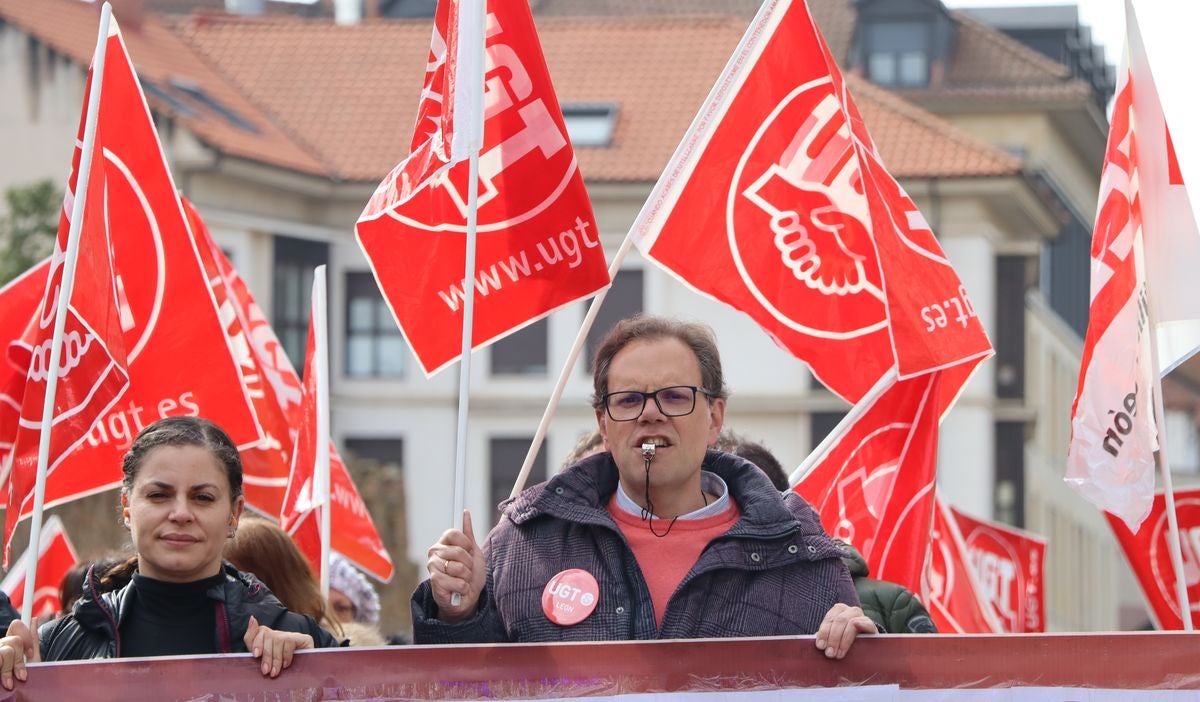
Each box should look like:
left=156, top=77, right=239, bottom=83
left=630, top=0, right=990, bottom=405
left=792, top=371, right=941, bottom=596
left=1107, top=487, right=1200, bottom=629
left=5, top=18, right=261, bottom=538
left=184, top=199, right=292, bottom=517
left=356, top=0, right=609, bottom=376
left=949, top=503, right=1047, bottom=633
left=924, top=495, right=1003, bottom=634
left=1067, top=1, right=1200, bottom=531
left=0, top=515, right=78, bottom=619
left=281, top=287, right=393, bottom=582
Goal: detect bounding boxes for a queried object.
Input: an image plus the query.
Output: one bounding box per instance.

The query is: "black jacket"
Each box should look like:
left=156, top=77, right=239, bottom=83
left=37, top=562, right=338, bottom=661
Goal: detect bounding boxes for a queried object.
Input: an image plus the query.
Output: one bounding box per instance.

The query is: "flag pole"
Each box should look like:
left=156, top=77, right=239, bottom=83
left=313, top=265, right=331, bottom=600
left=22, top=2, right=112, bottom=626
left=509, top=235, right=634, bottom=498
left=1146, top=306, right=1194, bottom=630
left=449, top=0, right=486, bottom=607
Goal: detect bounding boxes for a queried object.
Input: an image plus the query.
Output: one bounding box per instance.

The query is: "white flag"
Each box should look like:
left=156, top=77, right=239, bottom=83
left=1066, top=0, right=1200, bottom=531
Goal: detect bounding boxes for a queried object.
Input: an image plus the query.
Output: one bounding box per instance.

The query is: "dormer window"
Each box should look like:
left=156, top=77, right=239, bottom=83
left=562, top=103, right=618, bottom=147
left=868, top=21, right=931, bottom=86
left=854, top=0, right=954, bottom=89
left=865, top=21, right=930, bottom=87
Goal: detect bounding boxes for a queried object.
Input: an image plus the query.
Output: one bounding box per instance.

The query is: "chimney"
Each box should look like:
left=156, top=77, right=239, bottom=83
left=108, top=0, right=146, bottom=31
left=334, top=0, right=362, bottom=25
left=225, top=0, right=266, bottom=15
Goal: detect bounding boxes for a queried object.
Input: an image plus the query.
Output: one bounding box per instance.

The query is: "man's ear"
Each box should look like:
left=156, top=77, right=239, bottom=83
left=120, top=490, right=131, bottom=528
left=707, top=397, right=726, bottom=446
left=596, top=409, right=611, bottom=451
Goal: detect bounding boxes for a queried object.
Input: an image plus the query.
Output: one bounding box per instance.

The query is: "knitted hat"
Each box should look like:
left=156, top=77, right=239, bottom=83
left=328, top=554, right=381, bottom=626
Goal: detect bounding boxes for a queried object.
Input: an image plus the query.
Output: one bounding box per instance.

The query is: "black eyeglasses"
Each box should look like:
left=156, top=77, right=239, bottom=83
left=601, top=385, right=713, bottom=422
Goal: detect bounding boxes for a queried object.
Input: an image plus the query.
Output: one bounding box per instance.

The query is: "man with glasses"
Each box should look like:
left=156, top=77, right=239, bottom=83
left=413, top=315, right=875, bottom=655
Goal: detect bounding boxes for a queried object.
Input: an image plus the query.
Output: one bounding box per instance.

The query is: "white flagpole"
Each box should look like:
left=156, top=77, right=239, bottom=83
left=312, top=265, right=331, bottom=600
left=509, top=235, right=635, bottom=498
left=22, top=2, right=112, bottom=626
left=449, top=0, right=486, bottom=607
left=1146, top=309, right=1193, bottom=630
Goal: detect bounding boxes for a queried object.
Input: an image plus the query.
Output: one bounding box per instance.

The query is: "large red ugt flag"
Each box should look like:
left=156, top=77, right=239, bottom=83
left=4, top=16, right=261, bottom=549
left=630, top=0, right=990, bottom=405
left=357, top=0, right=609, bottom=376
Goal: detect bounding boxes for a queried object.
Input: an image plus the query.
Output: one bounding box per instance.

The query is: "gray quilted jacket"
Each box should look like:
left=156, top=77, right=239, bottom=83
left=412, top=450, right=858, bottom=642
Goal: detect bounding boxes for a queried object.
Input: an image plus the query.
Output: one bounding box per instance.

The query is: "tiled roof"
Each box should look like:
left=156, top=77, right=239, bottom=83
left=1, top=2, right=1021, bottom=183
left=0, top=0, right=328, bottom=175
left=529, top=0, right=1094, bottom=106
left=894, top=11, right=1094, bottom=106
left=529, top=0, right=857, bottom=62
left=145, top=0, right=333, bottom=17
left=530, top=0, right=763, bottom=18
left=178, top=13, right=1017, bottom=182
left=176, top=14, right=428, bottom=181
left=848, top=75, right=1020, bottom=178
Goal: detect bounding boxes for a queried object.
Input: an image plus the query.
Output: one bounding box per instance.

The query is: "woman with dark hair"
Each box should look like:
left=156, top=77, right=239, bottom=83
left=225, top=516, right=342, bottom=639
left=0, top=416, right=338, bottom=689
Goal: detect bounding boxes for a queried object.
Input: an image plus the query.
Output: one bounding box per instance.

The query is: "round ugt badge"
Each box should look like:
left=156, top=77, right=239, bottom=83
left=541, top=569, right=600, bottom=626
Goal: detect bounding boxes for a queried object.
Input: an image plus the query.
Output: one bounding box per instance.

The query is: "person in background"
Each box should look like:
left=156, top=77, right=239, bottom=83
left=0, top=417, right=339, bottom=690
left=326, top=554, right=388, bottom=646
left=713, top=430, right=790, bottom=492
left=327, top=554, right=381, bottom=629
left=416, top=315, right=875, bottom=653
left=717, top=431, right=937, bottom=634
left=225, top=516, right=342, bottom=639
left=561, top=429, right=604, bottom=469
left=58, top=556, right=126, bottom=616
left=0, top=594, right=15, bottom=633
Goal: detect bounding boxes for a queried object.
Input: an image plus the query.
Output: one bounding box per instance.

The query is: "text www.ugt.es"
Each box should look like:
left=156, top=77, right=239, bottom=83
left=437, top=216, right=599, bottom=312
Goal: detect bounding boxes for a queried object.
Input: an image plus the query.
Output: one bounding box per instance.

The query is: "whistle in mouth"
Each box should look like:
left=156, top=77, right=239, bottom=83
left=641, top=442, right=656, bottom=459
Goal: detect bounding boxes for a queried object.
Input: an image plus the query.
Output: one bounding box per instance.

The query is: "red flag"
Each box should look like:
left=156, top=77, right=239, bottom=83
left=0, top=515, right=79, bottom=618
left=948, top=503, right=1047, bottom=633
left=184, top=199, right=292, bottom=517
left=630, top=0, right=990, bottom=405
left=6, top=18, right=262, bottom=534
left=1107, top=488, right=1200, bottom=629
left=1066, top=2, right=1200, bottom=531
left=281, top=287, right=393, bottom=582
left=5, top=30, right=133, bottom=561
left=924, top=495, right=1003, bottom=634
left=793, top=371, right=941, bottom=595
left=356, top=0, right=610, bottom=376
left=0, top=261, right=49, bottom=471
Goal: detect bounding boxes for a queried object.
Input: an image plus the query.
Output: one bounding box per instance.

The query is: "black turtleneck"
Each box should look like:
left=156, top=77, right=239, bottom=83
left=119, top=572, right=226, bottom=658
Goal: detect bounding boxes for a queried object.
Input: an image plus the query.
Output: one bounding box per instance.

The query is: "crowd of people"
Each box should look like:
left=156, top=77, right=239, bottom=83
left=0, top=314, right=934, bottom=687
